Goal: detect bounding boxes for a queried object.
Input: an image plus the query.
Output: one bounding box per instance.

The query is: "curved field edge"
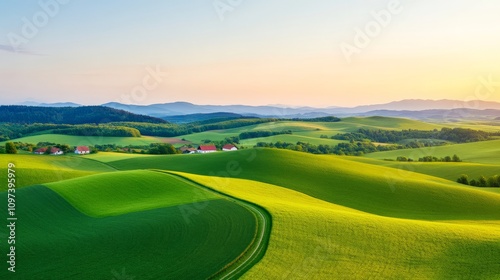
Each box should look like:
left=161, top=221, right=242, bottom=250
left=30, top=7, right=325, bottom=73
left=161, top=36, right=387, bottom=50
left=177, top=172, right=500, bottom=279
left=0, top=185, right=257, bottom=279
left=154, top=171, right=272, bottom=280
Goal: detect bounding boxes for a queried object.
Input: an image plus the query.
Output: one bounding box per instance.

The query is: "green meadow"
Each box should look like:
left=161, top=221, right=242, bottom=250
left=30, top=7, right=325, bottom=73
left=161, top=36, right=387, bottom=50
left=1, top=116, right=500, bottom=279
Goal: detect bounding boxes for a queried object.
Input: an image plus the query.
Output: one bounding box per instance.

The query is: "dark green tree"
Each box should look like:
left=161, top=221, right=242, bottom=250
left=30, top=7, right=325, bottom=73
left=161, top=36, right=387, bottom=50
left=5, top=142, right=16, bottom=154
left=456, top=174, right=469, bottom=185
left=478, top=175, right=487, bottom=187
left=452, top=154, right=461, bottom=162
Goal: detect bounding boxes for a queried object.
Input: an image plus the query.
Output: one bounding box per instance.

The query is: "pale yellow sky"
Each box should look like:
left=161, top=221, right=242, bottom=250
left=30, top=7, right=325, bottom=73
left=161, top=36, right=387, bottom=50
left=1, top=0, right=500, bottom=107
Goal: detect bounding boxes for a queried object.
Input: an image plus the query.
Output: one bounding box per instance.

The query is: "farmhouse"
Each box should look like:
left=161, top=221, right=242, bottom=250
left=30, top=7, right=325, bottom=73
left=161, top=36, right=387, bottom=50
left=34, top=147, right=64, bottom=155
left=34, top=147, right=47, bottom=155
left=179, top=146, right=197, bottom=154
left=50, top=147, right=64, bottom=155
left=222, top=144, right=238, bottom=151
left=197, top=145, right=217, bottom=154
left=74, top=146, right=90, bottom=155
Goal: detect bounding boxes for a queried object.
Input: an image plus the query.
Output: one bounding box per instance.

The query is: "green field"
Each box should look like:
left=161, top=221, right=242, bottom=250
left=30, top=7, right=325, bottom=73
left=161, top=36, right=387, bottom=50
left=0, top=171, right=258, bottom=279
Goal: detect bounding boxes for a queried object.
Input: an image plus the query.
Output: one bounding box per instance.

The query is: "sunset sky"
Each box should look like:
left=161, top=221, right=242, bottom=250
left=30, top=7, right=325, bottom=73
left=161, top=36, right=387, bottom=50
left=1, top=0, right=500, bottom=107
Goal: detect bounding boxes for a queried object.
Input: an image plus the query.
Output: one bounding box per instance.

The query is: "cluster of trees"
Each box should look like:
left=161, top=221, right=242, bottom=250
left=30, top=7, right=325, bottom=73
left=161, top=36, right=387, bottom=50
left=291, top=116, right=341, bottom=122
left=4, top=142, right=16, bottom=154
left=239, top=130, right=292, bottom=140
left=147, top=143, right=178, bottom=154
left=53, top=125, right=141, bottom=137
left=0, top=106, right=166, bottom=124
left=255, top=140, right=400, bottom=156
left=396, top=154, right=461, bottom=162
left=0, top=123, right=72, bottom=141
left=457, top=174, right=500, bottom=188
left=332, top=128, right=492, bottom=144
left=0, top=123, right=141, bottom=140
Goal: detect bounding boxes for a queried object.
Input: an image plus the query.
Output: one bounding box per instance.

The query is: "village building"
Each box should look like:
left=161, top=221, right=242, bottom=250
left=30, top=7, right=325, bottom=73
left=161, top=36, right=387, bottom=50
left=179, top=146, right=197, bottom=154
left=197, top=145, right=217, bottom=154
left=34, top=147, right=63, bottom=155
left=74, top=146, right=90, bottom=155
left=222, top=144, right=238, bottom=151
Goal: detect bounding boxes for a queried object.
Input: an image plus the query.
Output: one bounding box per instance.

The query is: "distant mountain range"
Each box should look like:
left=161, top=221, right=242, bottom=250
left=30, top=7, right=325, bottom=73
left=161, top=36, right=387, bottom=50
left=12, top=99, right=500, bottom=121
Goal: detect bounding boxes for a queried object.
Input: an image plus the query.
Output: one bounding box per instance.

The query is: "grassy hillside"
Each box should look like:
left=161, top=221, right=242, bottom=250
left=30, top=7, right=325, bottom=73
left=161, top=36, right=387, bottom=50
left=179, top=172, right=500, bottom=279
left=109, top=149, right=500, bottom=220
left=365, top=139, right=500, bottom=164
left=0, top=154, right=115, bottom=190
left=46, top=171, right=220, bottom=217
left=0, top=175, right=257, bottom=279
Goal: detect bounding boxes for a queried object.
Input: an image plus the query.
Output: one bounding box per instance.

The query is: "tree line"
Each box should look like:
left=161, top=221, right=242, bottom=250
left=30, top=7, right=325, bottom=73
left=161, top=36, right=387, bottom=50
left=255, top=140, right=401, bottom=156
left=0, top=123, right=141, bottom=140
left=457, top=174, right=500, bottom=188
left=395, top=155, right=461, bottom=162
left=239, top=130, right=292, bottom=140
left=332, top=128, right=492, bottom=144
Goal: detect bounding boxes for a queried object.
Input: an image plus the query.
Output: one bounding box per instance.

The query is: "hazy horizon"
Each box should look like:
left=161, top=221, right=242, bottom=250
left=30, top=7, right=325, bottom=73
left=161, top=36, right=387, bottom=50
left=1, top=1, right=500, bottom=107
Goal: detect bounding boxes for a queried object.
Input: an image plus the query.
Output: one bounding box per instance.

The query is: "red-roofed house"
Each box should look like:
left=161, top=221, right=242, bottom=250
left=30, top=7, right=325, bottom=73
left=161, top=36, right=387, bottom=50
left=222, top=144, right=238, bottom=151
left=34, top=147, right=63, bottom=155
left=197, top=145, right=217, bottom=154
left=34, top=147, right=48, bottom=155
left=74, top=146, right=90, bottom=155
left=50, top=147, right=64, bottom=155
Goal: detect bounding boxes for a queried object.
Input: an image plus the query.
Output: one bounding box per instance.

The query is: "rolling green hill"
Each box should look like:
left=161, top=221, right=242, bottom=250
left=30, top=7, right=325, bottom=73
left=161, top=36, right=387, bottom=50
left=0, top=172, right=258, bottom=279
left=46, top=170, right=220, bottom=217
left=109, top=149, right=500, bottom=221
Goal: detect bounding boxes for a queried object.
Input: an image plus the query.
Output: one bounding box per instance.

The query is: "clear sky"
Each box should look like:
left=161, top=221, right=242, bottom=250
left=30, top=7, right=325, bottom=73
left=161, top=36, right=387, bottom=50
left=1, top=0, right=500, bottom=107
